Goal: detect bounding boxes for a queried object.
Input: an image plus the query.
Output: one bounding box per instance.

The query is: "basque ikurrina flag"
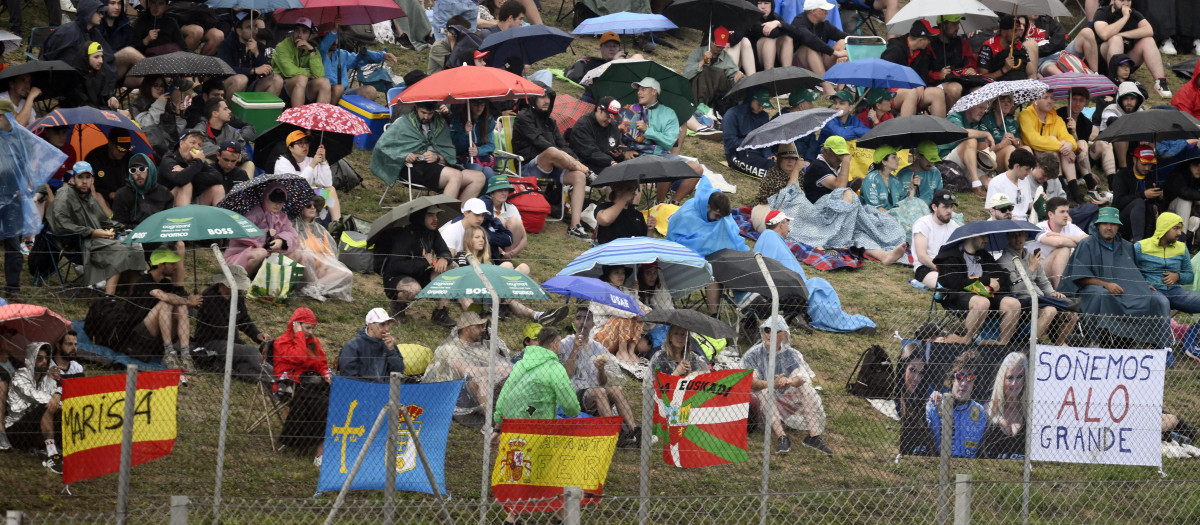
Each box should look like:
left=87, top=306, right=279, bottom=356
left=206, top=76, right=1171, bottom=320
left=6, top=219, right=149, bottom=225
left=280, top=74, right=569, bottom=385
left=653, top=369, right=753, bottom=468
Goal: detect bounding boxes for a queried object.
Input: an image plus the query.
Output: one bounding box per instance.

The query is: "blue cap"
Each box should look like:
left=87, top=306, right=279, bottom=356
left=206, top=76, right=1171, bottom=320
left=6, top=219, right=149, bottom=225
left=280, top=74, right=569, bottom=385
left=72, top=161, right=94, bottom=176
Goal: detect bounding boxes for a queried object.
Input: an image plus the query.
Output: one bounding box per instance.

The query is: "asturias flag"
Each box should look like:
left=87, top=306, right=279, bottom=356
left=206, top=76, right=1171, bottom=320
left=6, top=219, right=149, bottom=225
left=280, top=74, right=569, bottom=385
left=316, top=376, right=461, bottom=495
left=61, top=370, right=181, bottom=484
left=653, top=369, right=753, bottom=468
left=492, top=417, right=621, bottom=513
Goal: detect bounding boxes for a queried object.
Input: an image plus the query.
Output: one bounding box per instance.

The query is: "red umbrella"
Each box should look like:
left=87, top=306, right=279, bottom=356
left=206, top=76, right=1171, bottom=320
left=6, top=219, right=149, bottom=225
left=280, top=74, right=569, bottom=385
left=277, top=103, right=371, bottom=136
left=275, top=0, right=405, bottom=26
left=391, top=65, right=545, bottom=105
left=0, top=304, right=71, bottom=361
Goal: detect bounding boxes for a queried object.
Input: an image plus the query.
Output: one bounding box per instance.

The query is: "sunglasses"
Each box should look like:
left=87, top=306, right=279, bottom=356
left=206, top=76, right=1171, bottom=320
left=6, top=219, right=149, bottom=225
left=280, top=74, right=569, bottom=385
left=954, top=372, right=977, bottom=383
left=995, top=206, right=1014, bottom=213
left=129, top=166, right=148, bottom=174
left=304, top=202, right=316, bottom=209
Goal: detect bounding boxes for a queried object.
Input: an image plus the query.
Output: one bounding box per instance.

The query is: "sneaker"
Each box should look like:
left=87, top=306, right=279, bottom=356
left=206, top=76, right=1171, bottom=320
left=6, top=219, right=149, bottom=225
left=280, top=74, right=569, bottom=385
left=430, top=307, right=455, bottom=328
left=775, top=435, right=791, bottom=454
left=1161, top=38, right=1178, bottom=55
left=535, top=305, right=568, bottom=326
left=44, top=453, right=63, bottom=474
left=1184, top=343, right=1200, bottom=364
left=567, top=225, right=591, bottom=240
left=802, top=435, right=833, bottom=456
left=178, top=347, right=195, bottom=371
left=162, top=351, right=182, bottom=370
left=19, top=241, right=31, bottom=257
left=397, top=33, right=414, bottom=50
left=1194, top=39, right=1200, bottom=56
left=1156, top=78, right=1172, bottom=98
left=313, top=454, right=323, bottom=468
left=0, top=431, right=11, bottom=451
left=585, top=171, right=598, bottom=185
left=694, top=126, right=722, bottom=140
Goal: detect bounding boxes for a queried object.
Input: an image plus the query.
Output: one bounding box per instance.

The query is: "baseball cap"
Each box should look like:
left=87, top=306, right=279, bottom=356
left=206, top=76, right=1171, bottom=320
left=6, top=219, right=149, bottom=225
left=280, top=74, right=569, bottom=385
left=931, top=189, right=958, bottom=207
left=872, top=144, right=900, bottom=164
left=631, top=77, right=661, bottom=93
left=788, top=90, right=820, bottom=106
left=87, top=41, right=103, bottom=56
left=937, top=14, right=963, bottom=24
left=294, top=17, right=315, bottom=30
left=1133, top=144, right=1157, bottom=163
left=917, top=140, right=942, bottom=163
left=150, top=245, right=182, bottom=266
left=803, top=0, right=835, bottom=11
left=909, top=19, right=940, bottom=38
left=0, top=98, right=14, bottom=115
left=486, top=176, right=514, bottom=194
left=823, top=135, right=849, bottom=156
left=998, top=13, right=1016, bottom=30
left=598, top=96, right=622, bottom=116
left=365, top=307, right=395, bottom=325
left=219, top=140, right=243, bottom=155
left=830, top=89, right=856, bottom=103
left=987, top=193, right=1015, bottom=210
left=599, top=31, right=620, bottom=46
left=752, top=88, right=774, bottom=109
left=522, top=322, right=543, bottom=340
left=473, top=49, right=491, bottom=61
left=462, top=197, right=488, bottom=215
left=110, top=128, right=132, bottom=151
left=286, top=130, right=308, bottom=146
left=765, top=210, right=791, bottom=227
left=712, top=26, right=729, bottom=47
left=72, top=161, right=94, bottom=176
left=864, top=88, right=895, bottom=105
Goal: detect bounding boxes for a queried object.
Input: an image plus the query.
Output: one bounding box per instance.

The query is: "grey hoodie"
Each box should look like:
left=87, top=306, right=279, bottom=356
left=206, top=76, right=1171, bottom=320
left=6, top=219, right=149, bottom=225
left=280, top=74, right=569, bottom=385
left=1099, top=81, right=1146, bottom=132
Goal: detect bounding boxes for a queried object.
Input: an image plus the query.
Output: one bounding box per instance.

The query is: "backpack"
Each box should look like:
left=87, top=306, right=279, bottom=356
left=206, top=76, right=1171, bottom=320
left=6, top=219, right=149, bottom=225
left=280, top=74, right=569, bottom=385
left=846, top=345, right=894, bottom=397
left=330, top=158, right=362, bottom=193
left=84, top=296, right=124, bottom=349
left=1055, top=52, right=1093, bottom=75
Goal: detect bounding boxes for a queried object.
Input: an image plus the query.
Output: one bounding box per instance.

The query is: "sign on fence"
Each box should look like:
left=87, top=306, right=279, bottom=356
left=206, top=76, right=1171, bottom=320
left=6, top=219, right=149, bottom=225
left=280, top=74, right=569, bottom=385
left=1030, top=345, right=1166, bottom=468
left=492, top=416, right=621, bottom=513
left=653, top=369, right=753, bottom=468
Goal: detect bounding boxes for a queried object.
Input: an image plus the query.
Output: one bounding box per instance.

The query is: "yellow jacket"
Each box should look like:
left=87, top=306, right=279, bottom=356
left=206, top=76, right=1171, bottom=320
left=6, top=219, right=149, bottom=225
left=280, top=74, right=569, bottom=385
left=1017, top=104, right=1076, bottom=153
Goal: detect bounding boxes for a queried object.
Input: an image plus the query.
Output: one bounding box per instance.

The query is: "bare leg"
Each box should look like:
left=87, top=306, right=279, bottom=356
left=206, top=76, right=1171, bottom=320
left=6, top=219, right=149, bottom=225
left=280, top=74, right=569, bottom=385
left=41, top=393, right=60, bottom=442
left=460, top=169, right=486, bottom=200
left=865, top=242, right=907, bottom=265
left=921, top=86, right=947, bottom=117
left=608, top=386, right=638, bottom=428
left=172, top=242, right=186, bottom=285
left=922, top=271, right=939, bottom=290
left=144, top=301, right=173, bottom=342
left=585, top=389, right=612, bottom=416
left=895, top=88, right=919, bottom=116
left=115, top=47, right=144, bottom=87
left=777, top=36, right=794, bottom=70
left=963, top=295, right=991, bottom=342
left=225, top=74, right=249, bottom=95
left=1045, top=247, right=1071, bottom=288
left=512, top=0, right=542, bottom=25
left=241, top=247, right=270, bottom=277
left=331, top=84, right=346, bottom=105
left=941, top=82, right=963, bottom=110
left=1036, top=305, right=1058, bottom=341
left=285, top=75, right=309, bottom=107
left=563, top=170, right=586, bottom=228
left=197, top=184, right=225, bottom=206
left=1054, top=312, right=1078, bottom=346
left=1024, top=39, right=1040, bottom=78
left=997, top=297, right=1021, bottom=344
left=757, top=38, right=776, bottom=71
left=705, top=282, right=722, bottom=315
left=1060, top=151, right=1077, bottom=183
left=503, top=216, right=527, bottom=258
left=171, top=183, right=194, bottom=207
left=201, top=28, right=223, bottom=56
left=182, top=24, right=203, bottom=52
left=172, top=304, right=191, bottom=347
left=321, top=186, right=342, bottom=220
left=1130, top=37, right=1167, bottom=79
left=1075, top=28, right=1101, bottom=71
left=258, top=74, right=284, bottom=96
left=437, top=167, right=463, bottom=199
left=307, top=77, right=332, bottom=104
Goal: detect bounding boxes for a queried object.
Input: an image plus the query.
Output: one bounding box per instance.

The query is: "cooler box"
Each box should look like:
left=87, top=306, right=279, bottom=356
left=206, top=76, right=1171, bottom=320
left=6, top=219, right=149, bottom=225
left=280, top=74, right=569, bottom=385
left=231, top=92, right=284, bottom=140
left=508, top=176, right=551, bottom=234
left=338, top=94, right=389, bottom=150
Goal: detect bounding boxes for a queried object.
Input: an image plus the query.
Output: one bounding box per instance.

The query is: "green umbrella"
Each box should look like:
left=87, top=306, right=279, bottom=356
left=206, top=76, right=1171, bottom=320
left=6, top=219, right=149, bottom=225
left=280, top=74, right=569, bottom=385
left=123, top=205, right=263, bottom=244
left=366, top=195, right=461, bottom=246
left=590, top=59, right=696, bottom=123
left=416, top=265, right=548, bottom=301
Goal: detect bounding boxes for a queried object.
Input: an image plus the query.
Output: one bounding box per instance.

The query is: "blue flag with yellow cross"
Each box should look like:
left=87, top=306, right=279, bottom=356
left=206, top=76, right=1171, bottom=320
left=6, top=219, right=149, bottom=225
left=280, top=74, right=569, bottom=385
left=317, top=376, right=462, bottom=494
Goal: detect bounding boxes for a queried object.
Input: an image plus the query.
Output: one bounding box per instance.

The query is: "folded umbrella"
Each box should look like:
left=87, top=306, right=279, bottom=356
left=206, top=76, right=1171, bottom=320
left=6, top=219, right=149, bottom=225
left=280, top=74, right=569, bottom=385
left=949, top=79, right=1049, bottom=114
left=856, top=115, right=969, bottom=149
left=480, top=24, right=575, bottom=68
left=127, top=51, right=236, bottom=78
left=591, top=156, right=700, bottom=186
left=738, top=108, right=840, bottom=151
left=725, top=67, right=824, bottom=99
left=643, top=308, right=737, bottom=341
left=366, top=194, right=461, bottom=245
left=542, top=275, right=644, bottom=316
left=1094, top=109, right=1200, bottom=144
left=559, top=237, right=713, bottom=299
left=572, top=12, right=677, bottom=35
left=823, top=58, right=925, bottom=89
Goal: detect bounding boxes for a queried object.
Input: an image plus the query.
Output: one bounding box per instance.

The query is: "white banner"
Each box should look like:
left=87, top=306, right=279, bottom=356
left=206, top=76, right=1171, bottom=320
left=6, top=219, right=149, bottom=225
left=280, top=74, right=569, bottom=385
left=1030, top=345, right=1166, bottom=468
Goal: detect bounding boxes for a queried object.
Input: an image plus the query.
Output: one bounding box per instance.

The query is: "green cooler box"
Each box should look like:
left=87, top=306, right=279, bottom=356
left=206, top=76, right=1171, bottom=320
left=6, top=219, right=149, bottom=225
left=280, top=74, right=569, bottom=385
left=231, top=92, right=284, bottom=139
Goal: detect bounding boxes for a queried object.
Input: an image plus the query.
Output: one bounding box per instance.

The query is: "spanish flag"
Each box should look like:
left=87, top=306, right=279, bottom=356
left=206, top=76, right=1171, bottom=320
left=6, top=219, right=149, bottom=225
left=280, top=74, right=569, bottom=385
left=61, top=370, right=181, bottom=484
left=492, top=416, right=621, bottom=513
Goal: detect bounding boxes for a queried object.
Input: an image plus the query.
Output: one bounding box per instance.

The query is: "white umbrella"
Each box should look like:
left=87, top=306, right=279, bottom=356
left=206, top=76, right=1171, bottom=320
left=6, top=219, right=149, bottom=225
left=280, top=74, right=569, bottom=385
left=949, top=79, right=1049, bottom=114
left=886, top=0, right=999, bottom=35
left=979, top=0, right=1071, bottom=17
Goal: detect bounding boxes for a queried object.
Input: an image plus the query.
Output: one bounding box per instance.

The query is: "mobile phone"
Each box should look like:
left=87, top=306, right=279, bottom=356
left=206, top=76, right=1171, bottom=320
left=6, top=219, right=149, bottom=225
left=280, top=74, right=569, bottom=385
left=1033, top=248, right=1041, bottom=256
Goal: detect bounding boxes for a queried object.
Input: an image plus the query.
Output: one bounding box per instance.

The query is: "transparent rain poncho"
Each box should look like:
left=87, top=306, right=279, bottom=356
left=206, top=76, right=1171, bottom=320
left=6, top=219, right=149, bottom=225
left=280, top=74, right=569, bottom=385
left=0, top=113, right=67, bottom=237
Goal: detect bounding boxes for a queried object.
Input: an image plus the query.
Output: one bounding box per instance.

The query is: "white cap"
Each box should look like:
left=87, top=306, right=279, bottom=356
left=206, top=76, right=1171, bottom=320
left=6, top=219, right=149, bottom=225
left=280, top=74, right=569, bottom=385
left=760, top=315, right=789, bottom=332
left=803, top=0, right=835, bottom=11
left=987, top=193, right=1015, bottom=210
left=365, top=307, right=395, bottom=325
left=294, top=17, right=315, bottom=30
left=462, top=197, right=488, bottom=215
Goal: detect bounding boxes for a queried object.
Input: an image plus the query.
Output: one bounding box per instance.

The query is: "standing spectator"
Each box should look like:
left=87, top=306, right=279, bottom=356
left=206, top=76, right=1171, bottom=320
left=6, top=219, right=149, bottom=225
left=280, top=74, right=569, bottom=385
left=218, top=11, right=284, bottom=97
left=2, top=343, right=63, bottom=473
left=372, top=101, right=487, bottom=202
left=683, top=26, right=744, bottom=110
left=1112, top=144, right=1164, bottom=241
left=1093, top=0, right=1171, bottom=97
left=911, top=190, right=961, bottom=289
left=570, top=97, right=628, bottom=175
left=1019, top=90, right=1083, bottom=205
left=979, top=14, right=1032, bottom=81
left=159, top=130, right=225, bottom=207
left=790, top=0, right=848, bottom=96
left=272, top=307, right=331, bottom=466
left=272, top=18, right=331, bottom=108
left=132, top=0, right=188, bottom=56
left=374, top=205, right=455, bottom=326
left=926, top=350, right=986, bottom=458
left=193, top=265, right=269, bottom=381
left=880, top=20, right=948, bottom=117
left=274, top=131, right=340, bottom=222
left=744, top=316, right=832, bottom=455
left=339, top=308, right=405, bottom=382
left=0, top=73, right=40, bottom=128
left=512, top=83, right=592, bottom=240
left=723, top=88, right=774, bottom=179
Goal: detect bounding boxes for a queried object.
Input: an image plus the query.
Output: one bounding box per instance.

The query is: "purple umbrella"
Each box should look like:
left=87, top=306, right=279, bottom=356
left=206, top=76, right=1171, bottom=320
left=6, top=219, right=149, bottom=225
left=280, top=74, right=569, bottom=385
left=1040, top=73, right=1117, bottom=100
left=542, top=275, right=644, bottom=316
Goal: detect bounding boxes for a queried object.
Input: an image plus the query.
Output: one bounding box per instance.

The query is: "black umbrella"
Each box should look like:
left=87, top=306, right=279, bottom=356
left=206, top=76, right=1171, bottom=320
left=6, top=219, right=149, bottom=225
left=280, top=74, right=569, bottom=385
left=705, top=249, right=808, bottom=300
left=126, top=51, right=236, bottom=78
left=366, top=194, right=461, bottom=245
left=1170, top=57, right=1197, bottom=82
left=856, top=115, right=970, bottom=149
left=738, top=108, right=840, bottom=151
left=725, top=66, right=824, bottom=99
left=1094, top=109, right=1200, bottom=143
left=0, top=60, right=81, bottom=100
left=591, top=155, right=700, bottom=186
left=663, top=0, right=761, bottom=34
left=480, top=24, right=575, bottom=67
left=643, top=308, right=737, bottom=341
left=253, top=122, right=355, bottom=169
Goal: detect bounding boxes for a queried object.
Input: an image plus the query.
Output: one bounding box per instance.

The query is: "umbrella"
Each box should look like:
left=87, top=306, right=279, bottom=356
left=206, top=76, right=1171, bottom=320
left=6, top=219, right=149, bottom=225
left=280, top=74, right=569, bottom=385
left=218, top=173, right=316, bottom=219
left=572, top=12, right=677, bottom=35
left=943, top=219, right=1042, bottom=249
left=662, top=0, right=761, bottom=34
left=416, top=264, right=548, bottom=301
left=705, top=249, right=808, bottom=300
left=253, top=122, right=355, bottom=168
left=541, top=275, right=643, bottom=316
left=0, top=60, right=81, bottom=100
left=123, top=205, right=263, bottom=245
left=480, top=25, right=575, bottom=68
left=856, top=115, right=970, bottom=149
left=591, top=59, right=695, bottom=123
left=205, top=0, right=302, bottom=7
left=275, top=0, right=405, bottom=26
left=277, top=103, right=371, bottom=136
left=948, top=79, right=1049, bottom=114
left=737, top=108, right=841, bottom=151
left=392, top=65, right=545, bottom=105
left=0, top=29, right=19, bottom=54
left=725, top=67, right=824, bottom=99
left=979, top=0, right=1071, bottom=17
left=1169, top=58, right=1197, bottom=81
left=591, top=155, right=700, bottom=186
left=126, top=51, right=236, bottom=78
left=30, top=107, right=154, bottom=158
left=366, top=194, right=461, bottom=245
left=1039, top=73, right=1117, bottom=100
left=886, top=0, right=998, bottom=35
left=1095, top=109, right=1200, bottom=143
left=0, top=304, right=71, bottom=360
left=824, top=58, right=925, bottom=89
left=642, top=308, right=736, bottom=341
left=558, top=237, right=712, bottom=299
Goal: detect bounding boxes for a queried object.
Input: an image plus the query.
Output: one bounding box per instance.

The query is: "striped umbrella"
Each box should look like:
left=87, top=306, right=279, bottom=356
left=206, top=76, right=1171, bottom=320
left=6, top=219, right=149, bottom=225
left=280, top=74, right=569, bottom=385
left=558, top=237, right=713, bottom=299
left=1039, top=73, right=1117, bottom=100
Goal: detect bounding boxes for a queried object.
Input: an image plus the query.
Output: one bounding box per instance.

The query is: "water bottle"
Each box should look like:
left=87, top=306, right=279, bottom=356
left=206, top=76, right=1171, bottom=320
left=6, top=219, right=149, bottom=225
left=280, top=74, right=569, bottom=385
left=909, top=279, right=926, bottom=291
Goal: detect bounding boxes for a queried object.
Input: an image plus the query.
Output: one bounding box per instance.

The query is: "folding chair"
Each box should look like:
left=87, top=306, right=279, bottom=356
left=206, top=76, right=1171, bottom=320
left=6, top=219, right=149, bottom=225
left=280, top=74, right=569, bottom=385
left=494, top=115, right=570, bottom=221
left=846, top=36, right=886, bottom=61
left=376, top=123, right=438, bottom=208
left=245, top=340, right=293, bottom=452
left=30, top=230, right=84, bottom=292
left=25, top=26, right=55, bottom=61
left=838, top=0, right=884, bottom=37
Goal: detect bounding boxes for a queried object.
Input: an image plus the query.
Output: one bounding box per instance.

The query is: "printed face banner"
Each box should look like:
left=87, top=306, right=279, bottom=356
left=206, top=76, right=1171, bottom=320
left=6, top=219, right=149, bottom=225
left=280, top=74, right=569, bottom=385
left=492, top=416, right=622, bottom=513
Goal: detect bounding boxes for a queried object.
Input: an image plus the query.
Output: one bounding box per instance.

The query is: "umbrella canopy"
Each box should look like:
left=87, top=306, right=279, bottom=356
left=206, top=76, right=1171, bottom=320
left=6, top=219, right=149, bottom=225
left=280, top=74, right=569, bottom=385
left=30, top=107, right=154, bottom=158
left=275, top=0, right=405, bottom=26
left=949, top=79, right=1049, bottom=114
left=542, top=275, right=643, bottom=316
left=558, top=237, right=712, bottom=299
left=366, top=194, right=461, bottom=245
left=278, top=103, right=370, bottom=136
left=856, top=115, right=970, bottom=149
left=254, top=122, right=355, bottom=167
left=572, top=12, right=677, bottom=35
left=205, top=0, right=302, bottom=8
left=0, top=60, right=81, bottom=100
left=738, top=108, right=841, bottom=151
left=591, top=155, right=701, bottom=186
left=705, top=249, right=808, bottom=300
left=218, top=173, right=316, bottom=219
left=725, top=66, right=824, bottom=99
left=1039, top=72, right=1117, bottom=100
left=480, top=24, right=575, bottom=67
left=590, top=59, right=695, bottom=123
left=886, top=0, right=998, bottom=35
left=124, top=205, right=263, bottom=244
left=823, top=58, right=924, bottom=89
left=392, top=65, right=545, bottom=105
left=979, top=0, right=1070, bottom=17
left=127, top=51, right=236, bottom=78
left=1094, top=109, right=1200, bottom=143
left=643, top=308, right=737, bottom=340
left=0, top=304, right=71, bottom=358
left=0, top=29, right=19, bottom=54
left=416, top=264, right=548, bottom=301
left=1169, top=58, right=1197, bottom=81
left=662, top=0, right=761, bottom=34
left=943, top=219, right=1042, bottom=249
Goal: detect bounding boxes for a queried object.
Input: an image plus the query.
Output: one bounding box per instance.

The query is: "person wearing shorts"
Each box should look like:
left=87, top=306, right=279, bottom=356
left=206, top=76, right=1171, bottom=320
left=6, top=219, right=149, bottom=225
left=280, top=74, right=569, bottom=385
left=559, top=310, right=640, bottom=446
left=933, top=231, right=1022, bottom=345
left=371, top=101, right=486, bottom=202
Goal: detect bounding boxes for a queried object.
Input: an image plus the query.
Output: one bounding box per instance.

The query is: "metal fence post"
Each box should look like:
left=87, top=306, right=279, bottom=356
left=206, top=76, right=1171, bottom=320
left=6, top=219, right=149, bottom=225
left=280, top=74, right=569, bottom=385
left=116, top=365, right=138, bottom=525
left=563, top=486, right=583, bottom=525
left=753, top=253, right=780, bottom=525
left=638, top=364, right=653, bottom=525
left=1010, top=257, right=1039, bottom=525
left=211, top=244, right=241, bottom=525
left=953, top=474, right=972, bottom=525
left=170, top=495, right=189, bottom=525
left=936, top=393, right=955, bottom=525
left=385, top=374, right=399, bottom=525
left=7, top=510, right=23, bottom=525
left=469, top=256, right=501, bottom=525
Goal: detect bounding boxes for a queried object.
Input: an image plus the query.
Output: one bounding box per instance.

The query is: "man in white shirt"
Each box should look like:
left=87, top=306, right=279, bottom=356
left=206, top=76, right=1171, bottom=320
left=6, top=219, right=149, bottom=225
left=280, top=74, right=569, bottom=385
left=0, top=74, right=40, bottom=128
left=1026, top=196, right=1088, bottom=287
left=912, top=189, right=961, bottom=289
left=986, top=148, right=1038, bottom=222
left=438, top=197, right=487, bottom=253
left=558, top=310, right=640, bottom=446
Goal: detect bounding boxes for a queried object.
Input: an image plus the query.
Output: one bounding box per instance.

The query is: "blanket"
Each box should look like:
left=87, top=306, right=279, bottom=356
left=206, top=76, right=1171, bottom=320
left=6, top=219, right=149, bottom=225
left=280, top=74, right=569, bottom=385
left=769, top=185, right=906, bottom=252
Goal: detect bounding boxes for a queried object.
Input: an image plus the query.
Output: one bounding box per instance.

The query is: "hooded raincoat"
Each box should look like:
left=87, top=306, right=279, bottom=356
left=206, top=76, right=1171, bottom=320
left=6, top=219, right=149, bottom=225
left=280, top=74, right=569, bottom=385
left=1171, top=59, right=1200, bottom=120
left=754, top=228, right=875, bottom=333
left=3, top=343, right=56, bottom=429
left=47, top=176, right=147, bottom=285
left=1134, top=212, right=1194, bottom=291
left=1058, top=230, right=1171, bottom=347
left=512, top=83, right=573, bottom=162
left=223, top=181, right=298, bottom=268
left=290, top=216, right=353, bottom=301
left=271, top=307, right=330, bottom=386
left=493, top=345, right=579, bottom=424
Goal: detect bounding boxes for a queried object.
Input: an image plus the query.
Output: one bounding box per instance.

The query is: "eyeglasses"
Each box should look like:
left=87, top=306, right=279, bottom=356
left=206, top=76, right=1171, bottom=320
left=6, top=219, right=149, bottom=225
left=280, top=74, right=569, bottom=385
left=128, top=166, right=148, bottom=174
left=954, top=372, right=977, bottom=383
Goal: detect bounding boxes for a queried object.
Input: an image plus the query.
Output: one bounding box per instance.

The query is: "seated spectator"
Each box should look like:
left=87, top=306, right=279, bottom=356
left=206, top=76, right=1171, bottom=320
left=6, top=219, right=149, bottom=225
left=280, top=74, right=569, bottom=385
left=183, top=77, right=240, bottom=128
left=218, top=12, right=285, bottom=97
left=749, top=0, right=796, bottom=71
left=456, top=223, right=565, bottom=324
left=478, top=177, right=526, bottom=259
left=1058, top=207, right=1171, bottom=348
left=979, top=14, right=1032, bottom=81
left=1112, top=145, right=1164, bottom=241
left=440, top=197, right=507, bottom=255
left=1165, top=157, right=1200, bottom=243
left=117, top=248, right=199, bottom=371
left=1025, top=14, right=1100, bottom=75
left=215, top=141, right=251, bottom=192
left=926, top=350, right=986, bottom=458
left=132, top=0, right=187, bottom=56
left=375, top=205, right=455, bottom=325
left=1134, top=212, right=1200, bottom=314
left=560, top=310, right=640, bottom=445
left=979, top=352, right=1028, bottom=459
left=1097, top=81, right=1145, bottom=171
left=595, top=181, right=653, bottom=244
left=111, top=153, right=174, bottom=233
left=683, top=26, right=745, bottom=110
left=1026, top=197, right=1089, bottom=287
left=478, top=0, right=525, bottom=37
left=84, top=128, right=133, bottom=215
left=193, top=265, right=269, bottom=381
left=275, top=131, right=340, bottom=222
left=815, top=90, right=869, bottom=153
left=934, top=230, right=1022, bottom=344
left=861, top=145, right=915, bottom=211
left=320, top=25, right=396, bottom=103
left=943, top=101, right=998, bottom=197
left=648, top=325, right=710, bottom=376
left=723, top=88, right=774, bottom=179
left=1059, top=88, right=1114, bottom=190
left=50, top=331, right=84, bottom=383
left=856, top=89, right=895, bottom=129
left=912, top=190, right=961, bottom=289
left=571, top=97, right=629, bottom=175
left=1019, top=90, right=1083, bottom=204
left=778, top=90, right=820, bottom=162
left=159, top=130, right=225, bottom=207
left=225, top=184, right=298, bottom=277
left=592, top=265, right=650, bottom=365
left=881, top=20, right=947, bottom=117
left=1171, top=59, right=1200, bottom=121
left=42, top=0, right=139, bottom=89
left=427, top=17, right=469, bottom=75
left=192, top=97, right=255, bottom=173
left=790, top=0, right=848, bottom=96
left=566, top=31, right=622, bottom=94
left=634, top=263, right=674, bottom=312
left=72, top=41, right=120, bottom=111
left=623, top=77, right=703, bottom=204
left=2, top=343, right=63, bottom=472
left=928, top=15, right=979, bottom=110
left=997, top=231, right=1079, bottom=346
left=291, top=195, right=353, bottom=302
left=339, top=307, right=406, bottom=382
left=987, top=193, right=1015, bottom=222
left=1094, top=0, right=1171, bottom=97
left=895, top=141, right=945, bottom=205
left=980, top=95, right=1024, bottom=171
left=744, top=316, right=832, bottom=455
left=450, top=99, right=498, bottom=179
left=131, top=76, right=187, bottom=159
left=895, top=351, right=932, bottom=456
left=423, top=311, right=513, bottom=414
left=986, top=148, right=1038, bottom=222
left=47, top=162, right=147, bottom=294
left=495, top=325, right=579, bottom=426
left=273, top=307, right=331, bottom=465
left=0, top=339, right=17, bottom=450
left=0, top=73, right=40, bottom=128
left=273, top=18, right=332, bottom=108
left=802, top=136, right=850, bottom=204
left=666, top=180, right=747, bottom=315
left=512, top=84, right=592, bottom=239
left=372, top=101, right=487, bottom=202
left=755, top=143, right=803, bottom=205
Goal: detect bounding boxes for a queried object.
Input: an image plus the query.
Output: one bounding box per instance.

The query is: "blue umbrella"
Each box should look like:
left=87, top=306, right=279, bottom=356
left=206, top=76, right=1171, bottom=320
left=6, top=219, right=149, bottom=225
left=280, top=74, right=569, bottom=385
left=943, top=220, right=1043, bottom=249
left=542, top=275, right=644, bottom=316
left=558, top=237, right=712, bottom=299
left=572, top=12, right=677, bottom=35
left=480, top=25, right=575, bottom=67
left=823, top=58, right=925, bottom=89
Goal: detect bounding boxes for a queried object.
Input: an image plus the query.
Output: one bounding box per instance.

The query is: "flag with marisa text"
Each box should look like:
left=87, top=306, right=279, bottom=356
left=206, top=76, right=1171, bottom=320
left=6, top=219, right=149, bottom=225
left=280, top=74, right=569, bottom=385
left=653, top=369, right=753, bottom=468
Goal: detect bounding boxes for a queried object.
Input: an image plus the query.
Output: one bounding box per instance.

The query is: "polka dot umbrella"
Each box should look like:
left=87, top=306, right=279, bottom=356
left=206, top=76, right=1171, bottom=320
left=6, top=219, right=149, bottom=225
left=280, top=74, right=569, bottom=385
left=217, top=173, right=315, bottom=219
left=126, top=51, right=236, bottom=78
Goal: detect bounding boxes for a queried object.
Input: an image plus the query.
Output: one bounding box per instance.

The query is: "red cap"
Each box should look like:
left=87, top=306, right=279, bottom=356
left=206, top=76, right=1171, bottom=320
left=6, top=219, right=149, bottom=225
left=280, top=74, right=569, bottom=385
left=1133, top=144, right=1157, bottom=164
left=473, top=49, right=491, bottom=60
left=713, top=26, right=729, bottom=47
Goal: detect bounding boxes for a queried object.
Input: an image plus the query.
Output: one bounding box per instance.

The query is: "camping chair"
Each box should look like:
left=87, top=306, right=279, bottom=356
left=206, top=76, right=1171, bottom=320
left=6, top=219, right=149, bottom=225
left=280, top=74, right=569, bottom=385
left=376, top=123, right=438, bottom=208
left=30, top=230, right=84, bottom=293
left=245, top=340, right=293, bottom=451
left=838, top=0, right=884, bottom=37
left=25, top=26, right=55, bottom=61
left=494, top=116, right=569, bottom=222
left=846, top=36, right=886, bottom=62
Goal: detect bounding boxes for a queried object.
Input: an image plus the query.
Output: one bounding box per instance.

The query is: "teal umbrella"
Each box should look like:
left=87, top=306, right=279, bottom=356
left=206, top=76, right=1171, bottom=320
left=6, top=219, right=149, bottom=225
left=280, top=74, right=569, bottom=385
left=416, top=264, right=548, bottom=301
left=590, top=59, right=696, bottom=123
left=123, top=205, right=262, bottom=244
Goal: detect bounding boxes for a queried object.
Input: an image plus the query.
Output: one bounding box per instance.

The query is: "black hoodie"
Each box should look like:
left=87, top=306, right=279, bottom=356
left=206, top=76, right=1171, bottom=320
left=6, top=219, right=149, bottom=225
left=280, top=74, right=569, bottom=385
left=511, top=82, right=573, bottom=162
left=41, top=0, right=114, bottom=72
left=72, top=41, right=116, bottom=108
left=570, top=111, right=623, bottom=173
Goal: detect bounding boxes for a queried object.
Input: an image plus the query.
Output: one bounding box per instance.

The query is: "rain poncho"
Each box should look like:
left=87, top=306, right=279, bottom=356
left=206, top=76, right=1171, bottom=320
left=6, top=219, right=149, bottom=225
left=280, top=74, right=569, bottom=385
left=666, top=176, right=748, bottom=256
left=1058, top=233, right=1171, bottom=348
left=371, top=111, right=462, bottom=187
left=494, top=345, right=579, bottom=424
left=4, top=343, right=56, bottom=429
left=754, top=228, right=875, bottom=333
left=47, top=178, right=147, bottom=285
left=768, top=184, right=906, bottom=252
left=271, top=307, right=330, bottom=387
left=224, top=181, right=298, bottom=269
left=0, top=113, right=65, bottom=237
left=290, top=217, right=353, bottom=301
left=423, top=328, right=512, bottom=384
